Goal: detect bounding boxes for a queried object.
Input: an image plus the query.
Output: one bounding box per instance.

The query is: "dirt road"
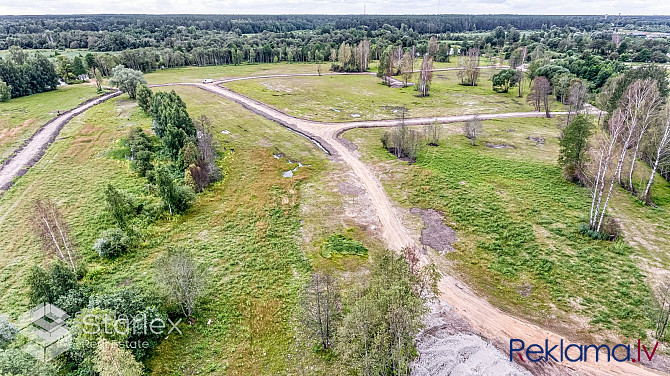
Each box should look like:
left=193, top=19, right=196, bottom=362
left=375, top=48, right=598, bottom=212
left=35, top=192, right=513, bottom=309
left=1, top=76, right=659, bottom=375
left=188, top=83, right=661, bottom=376
left=0, top=91, right=121, bottom=192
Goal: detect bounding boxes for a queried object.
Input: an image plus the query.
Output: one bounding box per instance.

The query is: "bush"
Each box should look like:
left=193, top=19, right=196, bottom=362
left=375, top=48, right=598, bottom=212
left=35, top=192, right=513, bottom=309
left=54, top=285, right=92, bottom=316
left=27, top=261, right=79, bottom=305
left=94, top=228, right=131, bottom=259
left=87, top=288, right=166, bottom=359
left=579, top=217, right=620, bottom=241
left=321, top=234, right=368, bottom=258
left=0, top=349, right=56, bottom=376
left=0, top=81, right=11, bottom=102
left=0, top=317, right=17, bottom=350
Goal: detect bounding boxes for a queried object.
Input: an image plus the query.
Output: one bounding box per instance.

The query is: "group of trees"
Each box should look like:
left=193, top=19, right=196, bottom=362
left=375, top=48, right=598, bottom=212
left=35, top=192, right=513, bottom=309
left=380, top=112, right=423, bottom=162
left=457, top=48, right=481, bottom=86
left=0, top=47, right=58, bottom=99
left=17, top=189, right=208, bottom=375
left=555, top=67, right=670, bottom=239
left=300, top=248, right=437, bottom=375
left=330, top=40, right=371, bottom=72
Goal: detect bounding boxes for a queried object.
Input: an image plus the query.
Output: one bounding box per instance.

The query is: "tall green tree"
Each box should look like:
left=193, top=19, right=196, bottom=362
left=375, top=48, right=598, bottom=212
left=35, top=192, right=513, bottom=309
left=135, top=83, right=152, bottom=114
left=0, top=80, right=10, bottom=102
left=150, top=91, right=195, bottom=160
left=155, top=165, right=195, bottom=215
left=558, top=115, right=592, bottom=182
left=336, top=249, right=435, bottom=375
left=108, top=65, right=146, bottom=99
left=72, top=56, right=87, bottom=76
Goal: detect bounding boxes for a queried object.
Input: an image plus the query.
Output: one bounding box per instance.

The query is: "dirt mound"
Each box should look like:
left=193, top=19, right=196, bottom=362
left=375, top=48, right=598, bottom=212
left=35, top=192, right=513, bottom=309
left=412, top=303, right=531, bottom=376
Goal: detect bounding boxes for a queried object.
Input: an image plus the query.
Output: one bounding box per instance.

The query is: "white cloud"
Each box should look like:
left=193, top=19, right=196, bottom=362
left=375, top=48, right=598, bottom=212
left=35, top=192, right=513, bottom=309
left=0, top=0, right=668, bottom=15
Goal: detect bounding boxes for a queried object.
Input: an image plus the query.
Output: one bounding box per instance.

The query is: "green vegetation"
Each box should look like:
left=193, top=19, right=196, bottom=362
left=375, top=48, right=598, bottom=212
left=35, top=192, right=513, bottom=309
left=320, top=233, right=368, bottom=258
left=223, top=70, right=552, bottom=122
left=0, top=83, right=328, bottom=374
left=344, top=117, right=669, bottom=338
left=0, top=84, right=100, bottom=163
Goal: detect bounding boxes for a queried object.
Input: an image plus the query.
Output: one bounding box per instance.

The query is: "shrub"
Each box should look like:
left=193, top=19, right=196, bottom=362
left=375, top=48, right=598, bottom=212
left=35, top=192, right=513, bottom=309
left=155, top=165, right=195, bottom=215
left=54, top=285, right=92, bottom=316
left=0, top=81, right=11, bottom=102
left=579, top=217, right=620, bottom=241
left=94, top=228, right=131, bottom=259
left=321, top=234, right=368, bottom=258
left=27, top=261, right=79, bottom=305
left=0, top=349, right=56, bottom=376
left=87, top=288, right=166, bottom=359
left=0, top=317, right=17, bottom=349
left=104, top=184, right=137, bottom=230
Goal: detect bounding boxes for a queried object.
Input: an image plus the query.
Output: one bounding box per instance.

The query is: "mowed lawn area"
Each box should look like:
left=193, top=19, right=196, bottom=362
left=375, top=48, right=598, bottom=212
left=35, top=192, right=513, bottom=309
left=343, top=116, right=670, bottom=342
left=0, top=85, right=329, bottom=375
left=0, top=84, right=101, bottom=163
left=223, top=69, right=560, bottom=122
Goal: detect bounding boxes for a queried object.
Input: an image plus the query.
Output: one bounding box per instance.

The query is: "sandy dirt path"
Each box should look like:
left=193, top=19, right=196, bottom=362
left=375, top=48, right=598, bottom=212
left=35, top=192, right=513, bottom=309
left=188, top=83, right=662, bottom=376
left=0, top=91, right=121, bottom=193
left=1, top=76, right=659, bottom=375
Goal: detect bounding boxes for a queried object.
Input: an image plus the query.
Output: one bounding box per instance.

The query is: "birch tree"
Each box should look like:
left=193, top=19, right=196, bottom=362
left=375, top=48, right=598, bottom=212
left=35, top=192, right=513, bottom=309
left=427, top=36, right=439, bottom=57
left=588, top=112, right=626, bottom=232
left=527, top=76, right=552, bottom=118
left=301, top=272, right=340, bottom=350
left=400, top=51, right=413, bottom=87
left=31, top=199, right=79, bottom=273
left=154, top=247, right=207, bottom=318
left=565, top=79, right=588, bottom=127
left=464, top=116, right=483, bottom=146
left=457, top=48, right=480, bottom=86
left=619, top=79, right=662, bottom=192
left=643, top=105, right=670, bottom=203
left=417, top=53, right=433, bottom=97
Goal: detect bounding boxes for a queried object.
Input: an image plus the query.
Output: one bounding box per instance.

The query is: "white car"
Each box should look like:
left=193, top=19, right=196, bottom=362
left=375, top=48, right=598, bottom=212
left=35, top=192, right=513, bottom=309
left=202, top=79, right=213, bottom=84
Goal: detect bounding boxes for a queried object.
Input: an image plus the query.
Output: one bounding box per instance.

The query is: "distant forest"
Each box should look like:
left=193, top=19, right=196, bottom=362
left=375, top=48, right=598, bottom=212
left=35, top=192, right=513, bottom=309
left=1, top=14, right=669, bottom=99
left=1, top=14, right=670, bottom=52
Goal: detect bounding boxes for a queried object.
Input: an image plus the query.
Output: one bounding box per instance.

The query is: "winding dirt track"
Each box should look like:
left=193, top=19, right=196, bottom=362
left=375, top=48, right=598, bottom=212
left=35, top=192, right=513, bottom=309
left=0, top=91, right=122, bottom=192
left=0, top=74, right=661, bottom=375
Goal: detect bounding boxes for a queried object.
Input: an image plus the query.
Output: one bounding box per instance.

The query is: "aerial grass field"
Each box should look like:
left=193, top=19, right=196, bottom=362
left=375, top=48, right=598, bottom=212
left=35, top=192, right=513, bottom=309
left=0, top=84, right=101, bottom=163
left=0, top=85, right=351, bottom=374
left=145, top=62, right=331, bottom=84
left=343, top=117, right=670, bottom=342
left=223, top=70, right=562, bottom=122
left=0, top=48, right=111, bottom=60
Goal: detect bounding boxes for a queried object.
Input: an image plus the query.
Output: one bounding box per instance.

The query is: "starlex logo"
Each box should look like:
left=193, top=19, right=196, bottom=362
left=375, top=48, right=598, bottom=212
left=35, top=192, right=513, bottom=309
left=18, top=303, right=72, bottom=362
left=510, top=339, right=659, bottom=363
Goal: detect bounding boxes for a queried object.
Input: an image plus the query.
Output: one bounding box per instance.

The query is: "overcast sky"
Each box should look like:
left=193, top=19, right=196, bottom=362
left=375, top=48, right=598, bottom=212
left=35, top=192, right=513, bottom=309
left=0, top=0, right=667, bottom=16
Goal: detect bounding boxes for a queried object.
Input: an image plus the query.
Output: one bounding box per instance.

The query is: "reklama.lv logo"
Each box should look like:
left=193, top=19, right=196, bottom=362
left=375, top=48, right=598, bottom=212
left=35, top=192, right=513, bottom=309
left=510, top=339, right=659, bottom=363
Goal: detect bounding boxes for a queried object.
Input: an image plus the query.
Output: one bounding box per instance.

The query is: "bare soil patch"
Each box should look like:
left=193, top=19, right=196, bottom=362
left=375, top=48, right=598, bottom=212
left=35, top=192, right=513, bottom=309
left=410, top=208, right=457, bottom=255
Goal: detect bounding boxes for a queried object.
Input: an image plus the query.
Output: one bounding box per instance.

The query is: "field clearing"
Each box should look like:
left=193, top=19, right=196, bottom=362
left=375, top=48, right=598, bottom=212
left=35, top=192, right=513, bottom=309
left=343, top=116, right=670, bottom=342
left=145, top=62, right=331, bottom=84
left=223, top=70, right=561, bottom=122
left=0, top=84, right=100, bottom=163
left=0, top=48, right=113, bottom=60
left=0, top=85, right=335, bottom=374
